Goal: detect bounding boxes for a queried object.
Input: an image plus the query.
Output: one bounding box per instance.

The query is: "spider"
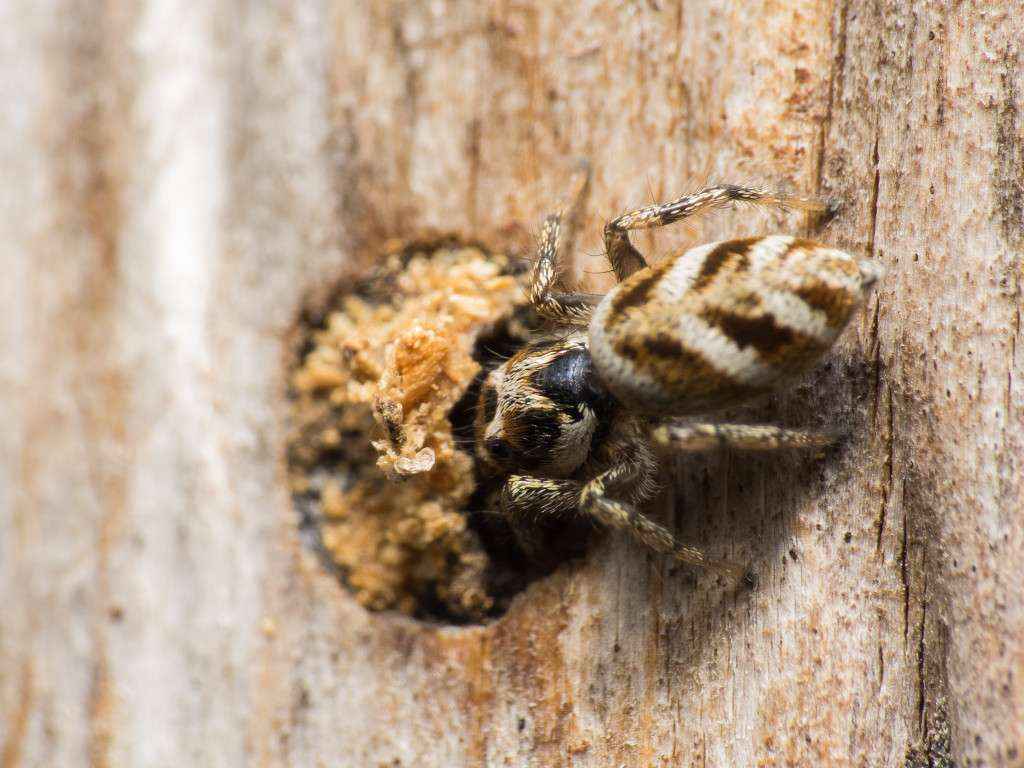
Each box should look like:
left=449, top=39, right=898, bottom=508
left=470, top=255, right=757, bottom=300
left=473, top=163, right=882, bottom=581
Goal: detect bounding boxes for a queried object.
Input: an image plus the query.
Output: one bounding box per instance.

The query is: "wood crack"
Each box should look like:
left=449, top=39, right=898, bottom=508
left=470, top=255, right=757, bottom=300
left=866, top=130, right=881, bottom=259
left=900, top=495, right=911, bottom=648
left=815, top=0, right=851, bottom=193
left=876, top=384, right=895, bottom=554
left=916, top=561, right=929, bottom=730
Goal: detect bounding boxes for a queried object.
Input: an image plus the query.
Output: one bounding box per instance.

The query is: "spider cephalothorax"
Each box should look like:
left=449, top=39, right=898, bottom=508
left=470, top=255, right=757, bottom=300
left=475, top=164, right=881, bottom=580
left=476, top=334, right=615, bottom=477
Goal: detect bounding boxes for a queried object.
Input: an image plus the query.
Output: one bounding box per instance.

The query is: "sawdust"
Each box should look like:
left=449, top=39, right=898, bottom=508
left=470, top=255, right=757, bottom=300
left=287, top=242, right=526, bottom=621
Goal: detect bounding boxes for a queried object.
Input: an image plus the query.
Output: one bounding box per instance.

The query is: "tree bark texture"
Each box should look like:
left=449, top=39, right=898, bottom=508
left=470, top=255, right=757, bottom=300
left=2, top=1, right=1022, bottom=766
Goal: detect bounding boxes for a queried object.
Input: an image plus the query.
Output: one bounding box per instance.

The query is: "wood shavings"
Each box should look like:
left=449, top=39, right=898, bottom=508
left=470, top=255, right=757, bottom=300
left=287, top=243, right=524, bottom=621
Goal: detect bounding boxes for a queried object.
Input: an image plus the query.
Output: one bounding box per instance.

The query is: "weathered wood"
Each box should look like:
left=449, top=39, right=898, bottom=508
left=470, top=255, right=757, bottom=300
left=2, top=1, right=1021, bottom=766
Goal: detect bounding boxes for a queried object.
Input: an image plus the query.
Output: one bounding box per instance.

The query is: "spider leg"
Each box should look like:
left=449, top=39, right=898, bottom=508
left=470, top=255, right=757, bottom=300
left=578, top=450, right=749, bottom=581
left=530, top=161, right=604, bottom=326
left=651, top=422, right=837, bottom=452
left=603, top=184, right=835, bottom=282
left=500, top=474, right=584, bottom=559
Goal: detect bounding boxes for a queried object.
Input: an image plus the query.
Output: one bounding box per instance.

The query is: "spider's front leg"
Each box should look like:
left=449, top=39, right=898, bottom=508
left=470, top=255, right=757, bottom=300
left=501, top=453, right=750, bottom=581
left=577, top=460, right=750, bottom=581
left=500, top=474, right=584, bottom=560
left=530, top=162, right=605, bottom=325
left=603, top=184, right=835, bottom=282
left=580, top=428, right=748, bottom=580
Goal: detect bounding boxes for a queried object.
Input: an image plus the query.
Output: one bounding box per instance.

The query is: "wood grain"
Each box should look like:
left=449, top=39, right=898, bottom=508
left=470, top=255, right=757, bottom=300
left=1, top=1, right=1021, bottom=765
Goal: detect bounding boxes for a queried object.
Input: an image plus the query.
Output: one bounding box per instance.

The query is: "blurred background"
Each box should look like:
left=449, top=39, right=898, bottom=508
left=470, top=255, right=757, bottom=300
left=1, top=2, right=1021, bottom=766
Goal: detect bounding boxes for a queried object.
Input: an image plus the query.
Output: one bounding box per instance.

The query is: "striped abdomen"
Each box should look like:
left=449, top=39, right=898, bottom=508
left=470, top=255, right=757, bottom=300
left=588, top=235, right=881, bottom=415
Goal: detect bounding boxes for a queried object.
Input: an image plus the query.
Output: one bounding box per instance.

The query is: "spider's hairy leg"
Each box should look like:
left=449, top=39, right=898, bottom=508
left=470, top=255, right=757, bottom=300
left=651, top=423, right=837, bottom=453
left=501, top=475, right=584, bottom=559
left=531, top=161, right=604, bottom=326
left=610, top=184, right=834, bottom=232
left=578, top=451, right=749, bottom=581
left=603, top=184, right=836, bottom=283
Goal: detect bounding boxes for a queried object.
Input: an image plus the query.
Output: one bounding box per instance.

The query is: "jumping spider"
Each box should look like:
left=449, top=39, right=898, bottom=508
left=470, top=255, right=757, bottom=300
left=474, top=164, right=881, bottom=581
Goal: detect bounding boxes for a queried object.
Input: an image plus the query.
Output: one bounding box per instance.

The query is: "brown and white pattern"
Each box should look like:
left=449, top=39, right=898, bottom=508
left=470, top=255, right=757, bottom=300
left=589, top=235, right=880, bottom=413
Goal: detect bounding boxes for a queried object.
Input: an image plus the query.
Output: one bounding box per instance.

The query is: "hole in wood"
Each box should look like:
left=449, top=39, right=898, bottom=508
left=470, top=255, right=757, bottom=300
left=285, top=239, right=591, bottom=624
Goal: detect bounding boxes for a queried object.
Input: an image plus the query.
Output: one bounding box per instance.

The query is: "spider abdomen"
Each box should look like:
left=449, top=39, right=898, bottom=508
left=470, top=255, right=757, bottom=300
left=588, top=235, right=880, bottom=415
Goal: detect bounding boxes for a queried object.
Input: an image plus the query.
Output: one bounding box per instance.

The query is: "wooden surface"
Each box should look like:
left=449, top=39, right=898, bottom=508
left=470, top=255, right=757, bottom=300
left=2, top=1, right=1022, bottom=766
